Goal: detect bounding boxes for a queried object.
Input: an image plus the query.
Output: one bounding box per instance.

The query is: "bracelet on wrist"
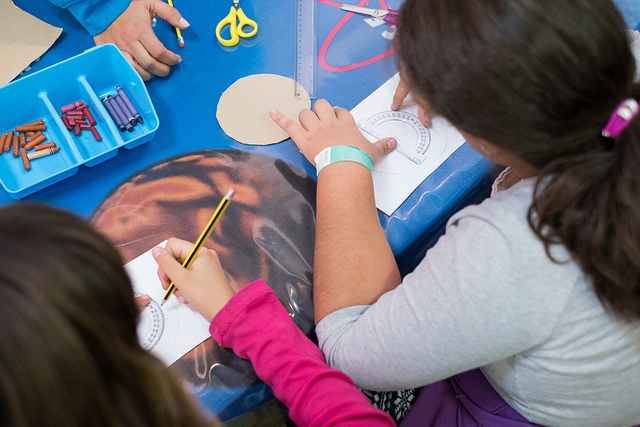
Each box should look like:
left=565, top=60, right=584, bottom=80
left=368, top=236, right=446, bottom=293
left=314, top=145, right=373, bottom=175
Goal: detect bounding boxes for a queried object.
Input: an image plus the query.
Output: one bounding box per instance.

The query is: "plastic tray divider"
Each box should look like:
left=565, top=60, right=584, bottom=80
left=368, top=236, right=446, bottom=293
left=39, top=92, right=84, bottom=164
left=78, top=76, right=122, bottom=149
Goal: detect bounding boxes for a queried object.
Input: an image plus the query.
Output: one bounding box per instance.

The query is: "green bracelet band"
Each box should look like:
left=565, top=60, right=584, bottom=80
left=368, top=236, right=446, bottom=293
left=313, top=145, right=373, bottom=175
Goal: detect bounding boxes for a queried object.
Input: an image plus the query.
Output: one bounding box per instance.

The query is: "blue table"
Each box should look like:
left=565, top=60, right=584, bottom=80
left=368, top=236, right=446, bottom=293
left=8, top=0, right=499, bottom=425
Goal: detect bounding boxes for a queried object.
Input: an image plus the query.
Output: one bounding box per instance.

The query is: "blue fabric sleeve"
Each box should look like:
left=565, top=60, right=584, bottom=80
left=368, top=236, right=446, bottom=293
left=612, top=0, right=640, bottom=28
left=48, top=0, right=131, bottom=36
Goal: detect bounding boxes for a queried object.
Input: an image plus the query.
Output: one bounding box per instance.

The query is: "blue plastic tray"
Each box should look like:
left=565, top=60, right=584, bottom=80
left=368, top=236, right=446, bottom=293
left=0, top=44, right=158, bottom=199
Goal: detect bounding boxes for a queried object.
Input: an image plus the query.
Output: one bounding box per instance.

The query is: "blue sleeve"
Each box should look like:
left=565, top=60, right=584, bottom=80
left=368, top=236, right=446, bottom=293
left=48, top=0, right=132, bottom=36
left=612, top=0, right=640, bottom=28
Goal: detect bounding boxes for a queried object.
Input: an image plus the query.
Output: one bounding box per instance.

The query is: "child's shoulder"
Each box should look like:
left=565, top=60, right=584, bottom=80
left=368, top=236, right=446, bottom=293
left=451, top=172, right=535, bottom=231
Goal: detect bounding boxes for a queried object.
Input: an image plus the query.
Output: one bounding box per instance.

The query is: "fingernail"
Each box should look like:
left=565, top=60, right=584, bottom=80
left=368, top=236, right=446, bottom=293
left=177, top=56, right=182, bottom=63
left=139, top=294, right=151, bottom=304
left=390, top=102, right=398, bottom=110
left=270, top=109, right=278, bottom=116
left=179, top=18, right=190, bottom=27
left=152, top=247, right=162, bottom=259
left=178, top=296, right=186, bottom=304
left=387, top=138, right=397, bottom=149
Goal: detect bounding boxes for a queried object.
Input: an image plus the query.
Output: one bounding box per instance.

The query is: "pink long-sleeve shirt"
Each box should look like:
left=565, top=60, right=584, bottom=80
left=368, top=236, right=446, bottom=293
left=209, top=280, right=395, bottom=427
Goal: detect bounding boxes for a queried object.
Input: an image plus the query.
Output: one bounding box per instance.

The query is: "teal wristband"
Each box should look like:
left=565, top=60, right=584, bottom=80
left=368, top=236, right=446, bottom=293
left=314, top=145, right=373, bottom=175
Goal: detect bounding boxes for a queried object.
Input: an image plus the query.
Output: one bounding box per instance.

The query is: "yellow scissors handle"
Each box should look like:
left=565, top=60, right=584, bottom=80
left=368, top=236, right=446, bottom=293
left=216, top=6, right=239, bottom=47
left=216, top=5, right=258, bottom=47
left=235, top=8, right=258, bottom=38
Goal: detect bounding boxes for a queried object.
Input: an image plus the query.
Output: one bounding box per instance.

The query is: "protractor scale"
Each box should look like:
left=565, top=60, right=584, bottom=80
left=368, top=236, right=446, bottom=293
left=136, top=295, right=165, bottom=351
left=357, top=110, right=431, bottom=164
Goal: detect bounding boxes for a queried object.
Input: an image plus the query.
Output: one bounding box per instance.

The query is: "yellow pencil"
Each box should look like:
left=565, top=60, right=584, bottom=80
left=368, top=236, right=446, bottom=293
left=167, top=0, right=185, bottom=48
left=161, top=188, right=235, bottom=305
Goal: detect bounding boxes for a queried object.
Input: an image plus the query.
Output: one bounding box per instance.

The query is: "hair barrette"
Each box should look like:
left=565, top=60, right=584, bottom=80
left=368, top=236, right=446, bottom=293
left=602, top=98, right=639, bottom=138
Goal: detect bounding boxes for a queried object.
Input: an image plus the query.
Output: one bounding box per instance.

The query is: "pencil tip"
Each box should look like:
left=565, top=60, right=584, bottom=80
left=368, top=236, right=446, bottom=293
left=160, top=299, right=166, bottom=306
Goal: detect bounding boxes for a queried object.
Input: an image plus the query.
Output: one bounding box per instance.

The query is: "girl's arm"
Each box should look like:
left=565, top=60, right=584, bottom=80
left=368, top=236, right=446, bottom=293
left=210, top=280, right=395, bottom=427
left=270, top=101, right=401, bottom=324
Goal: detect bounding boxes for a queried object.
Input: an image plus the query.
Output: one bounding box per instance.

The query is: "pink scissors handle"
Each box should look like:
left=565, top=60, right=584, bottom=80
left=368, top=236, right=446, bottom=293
left=341, top=4, right=399, bottom=26
left=383, top=9, right=399, bottom=26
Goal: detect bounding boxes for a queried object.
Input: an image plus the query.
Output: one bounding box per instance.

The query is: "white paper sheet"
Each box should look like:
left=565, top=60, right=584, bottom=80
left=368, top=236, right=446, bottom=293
left=350, top=73, right=466, bottom=215
left=124, top=241, right=211, bottom=367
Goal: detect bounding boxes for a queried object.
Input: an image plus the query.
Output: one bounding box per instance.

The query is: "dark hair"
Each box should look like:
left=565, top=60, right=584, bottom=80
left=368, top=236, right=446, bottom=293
left=0, top=203, right=217, bottom=426
left=396, top=0, right=640, bottom=319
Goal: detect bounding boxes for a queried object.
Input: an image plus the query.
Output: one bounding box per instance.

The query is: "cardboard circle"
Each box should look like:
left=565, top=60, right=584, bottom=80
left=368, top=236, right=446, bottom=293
left=216, top=74, right=311, bottom=145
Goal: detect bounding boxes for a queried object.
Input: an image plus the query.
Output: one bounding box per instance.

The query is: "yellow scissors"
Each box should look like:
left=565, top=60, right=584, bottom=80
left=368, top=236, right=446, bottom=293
left=216, top=0, right=258, bottom=47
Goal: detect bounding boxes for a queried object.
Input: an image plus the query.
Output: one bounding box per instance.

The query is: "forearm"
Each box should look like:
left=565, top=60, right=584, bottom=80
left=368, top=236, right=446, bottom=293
left=211, top=281, right=394, bottom=427
left=48, top=0, right=130, bottom=35
left=313, top=162, right=401, bottom=323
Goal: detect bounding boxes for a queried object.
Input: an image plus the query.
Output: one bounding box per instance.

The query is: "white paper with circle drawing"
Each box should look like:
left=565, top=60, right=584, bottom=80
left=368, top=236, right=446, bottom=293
left=124, top=241, right=211, bottom=367
left=351, top=72, right=466, bottom=215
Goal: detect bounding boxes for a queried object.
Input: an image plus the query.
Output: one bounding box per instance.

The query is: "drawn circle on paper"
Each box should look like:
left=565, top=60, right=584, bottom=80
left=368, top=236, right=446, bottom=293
left=136, top=294, right=165, bottom=350
left=216, top=74, right=311, bottom=145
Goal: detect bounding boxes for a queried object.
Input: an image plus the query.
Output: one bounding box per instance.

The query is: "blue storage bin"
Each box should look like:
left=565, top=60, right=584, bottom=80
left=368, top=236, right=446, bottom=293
left=0, top=44, right=159, bottom=199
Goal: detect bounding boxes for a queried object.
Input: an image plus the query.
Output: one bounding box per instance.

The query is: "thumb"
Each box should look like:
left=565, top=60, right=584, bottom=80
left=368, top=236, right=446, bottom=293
left=370, top=137, right=397, bottom=164
left=152, top=246, right=187, bottom=285
left=151, top=0, right=190, bottom=28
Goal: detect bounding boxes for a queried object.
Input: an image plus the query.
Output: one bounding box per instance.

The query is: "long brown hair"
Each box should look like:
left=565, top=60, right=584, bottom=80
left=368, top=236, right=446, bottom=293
left=396, top=0, right=640, bottom=319
left=0, top=203, right=217, bottom=426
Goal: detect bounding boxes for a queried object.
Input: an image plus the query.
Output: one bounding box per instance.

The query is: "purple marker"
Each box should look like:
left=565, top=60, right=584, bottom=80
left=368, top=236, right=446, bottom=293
left=102, top=97, right=126, bottom=132
left=108, top=96, right=133, bottom=132
left=116, top=85, right=143, bottom=125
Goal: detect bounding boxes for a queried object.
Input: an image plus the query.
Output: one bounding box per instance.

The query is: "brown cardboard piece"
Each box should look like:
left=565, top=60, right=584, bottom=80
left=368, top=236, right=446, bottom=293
left=0, top=1, right=62, bottom=87
left=216, top=74, right=311, bottom=145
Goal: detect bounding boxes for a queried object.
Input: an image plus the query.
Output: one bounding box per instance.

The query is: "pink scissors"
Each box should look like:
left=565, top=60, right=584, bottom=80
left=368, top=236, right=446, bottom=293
left=340, top=4, right=399, bottom=26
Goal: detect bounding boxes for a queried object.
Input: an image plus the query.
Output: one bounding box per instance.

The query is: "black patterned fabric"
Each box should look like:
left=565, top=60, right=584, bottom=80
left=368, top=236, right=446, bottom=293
left=360, top=387, right=421, bottom=425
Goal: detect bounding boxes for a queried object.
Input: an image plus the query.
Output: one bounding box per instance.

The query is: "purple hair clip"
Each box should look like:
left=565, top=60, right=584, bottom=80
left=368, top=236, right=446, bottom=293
left=602, top=98, right=639, bottom=138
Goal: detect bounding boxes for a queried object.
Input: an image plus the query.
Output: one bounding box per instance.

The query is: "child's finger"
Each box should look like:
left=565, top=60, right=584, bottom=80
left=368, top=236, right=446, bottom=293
left=270, top=108, right=306, bottom=140
left=371, top=137, right=397, bottom=164
left=156, top=266, right=171, bottom=289
left=333, top=106, right=355, bottom=122
left=391, top=78, right=410, bottom=110
left=152, top=246, right=188, bottom=285
left=312, top=99, right=337, bottom=121
left=417, top=105, right=432, bottom=128
left=135, top=294, right=151, bottom=310
left=299, top=109, right=319, bottom=130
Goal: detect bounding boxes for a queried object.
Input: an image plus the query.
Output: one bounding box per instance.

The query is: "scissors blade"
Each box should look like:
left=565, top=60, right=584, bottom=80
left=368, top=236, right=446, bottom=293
left=340, top=4, right=388, bottom=20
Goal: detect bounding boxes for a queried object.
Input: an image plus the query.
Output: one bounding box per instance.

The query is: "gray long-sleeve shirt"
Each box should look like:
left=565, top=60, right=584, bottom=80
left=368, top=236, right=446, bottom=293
left=316, top=176, right=640, bottom=426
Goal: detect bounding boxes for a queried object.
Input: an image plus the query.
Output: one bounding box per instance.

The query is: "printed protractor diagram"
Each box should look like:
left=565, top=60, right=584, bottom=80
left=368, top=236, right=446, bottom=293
left=136, top=292, right=165, bottom=350
left=357, top=110, right=431, bottom=164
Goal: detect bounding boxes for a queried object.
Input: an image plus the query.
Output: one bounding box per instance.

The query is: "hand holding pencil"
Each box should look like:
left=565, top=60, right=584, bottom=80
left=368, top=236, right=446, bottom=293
left=152, top=189, right=235, bottom=322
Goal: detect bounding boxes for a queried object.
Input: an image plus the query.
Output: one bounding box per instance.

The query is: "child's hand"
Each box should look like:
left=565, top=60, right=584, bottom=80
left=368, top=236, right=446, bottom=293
left=152, top=238, right=235, bottom=323
left=270, top=99, right=396, bottom=168
left=135, top=294, right=151, bottom=311
left=390, top=73, right=433, bottom=128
